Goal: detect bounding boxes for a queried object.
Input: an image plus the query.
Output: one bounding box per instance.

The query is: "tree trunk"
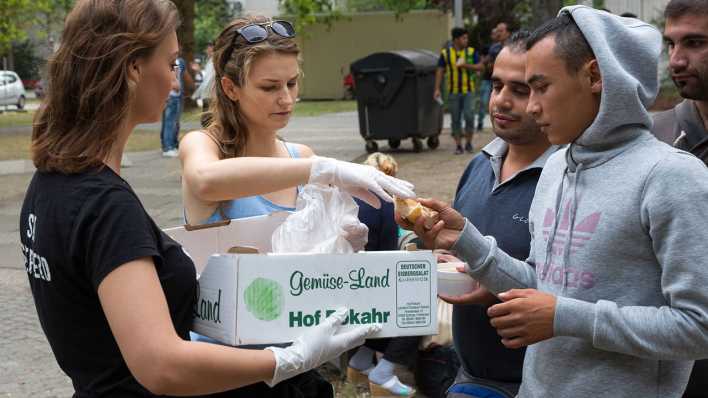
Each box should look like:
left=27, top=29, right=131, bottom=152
left=172, top=0, right=196, bottom=106
left=531, top=0, right=563, bottom=28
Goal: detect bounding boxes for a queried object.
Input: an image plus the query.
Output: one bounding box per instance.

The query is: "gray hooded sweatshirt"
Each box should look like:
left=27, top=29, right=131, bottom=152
left=452, top=6, right=708, bottom=398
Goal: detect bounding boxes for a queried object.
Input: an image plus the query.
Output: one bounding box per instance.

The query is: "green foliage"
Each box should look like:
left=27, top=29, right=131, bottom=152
left=0, top=0, right=74, bottom=69
left=279, top=0, right=344, bottom=32
left=195, top=0, right=236, bottom=57
left=347, top=0, right=432, bottom=14
left=0, top=0, right=35, bottom=55
left=11, top=40, right=41, bottom=80
left=280, top=0, right=435, bottom=31
left=592, top=0, right=606, bottom=9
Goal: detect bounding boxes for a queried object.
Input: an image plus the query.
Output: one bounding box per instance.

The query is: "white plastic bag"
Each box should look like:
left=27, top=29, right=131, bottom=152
left=271, top=184, right=367, bottom=254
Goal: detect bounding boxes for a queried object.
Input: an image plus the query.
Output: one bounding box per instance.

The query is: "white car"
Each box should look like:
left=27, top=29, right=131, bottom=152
left=0, top=71, right=26, bottom=110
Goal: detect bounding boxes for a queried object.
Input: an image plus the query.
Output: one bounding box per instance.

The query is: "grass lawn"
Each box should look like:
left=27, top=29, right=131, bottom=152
left=0, top=110, right=35, bottom=129
left=0, top=129, right=159, bottom=161
left=0, top=100, right=358, bottom=161
left=0, top=100, right=357, bottom=129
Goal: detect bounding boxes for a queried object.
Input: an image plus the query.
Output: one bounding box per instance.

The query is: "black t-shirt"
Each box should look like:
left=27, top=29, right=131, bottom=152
left=20, top=167, right=197, bottom=397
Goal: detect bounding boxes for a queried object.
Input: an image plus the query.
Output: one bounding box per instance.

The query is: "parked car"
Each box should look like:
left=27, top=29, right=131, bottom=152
left=0, top=71, right=26, bottom=110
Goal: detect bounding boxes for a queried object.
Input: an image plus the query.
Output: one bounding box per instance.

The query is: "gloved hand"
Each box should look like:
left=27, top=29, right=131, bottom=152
left=265, top=307, right=381, bottom=386
left=341, top=215, right=369, bottom=252
left=309, top=156, right=415, bottom=208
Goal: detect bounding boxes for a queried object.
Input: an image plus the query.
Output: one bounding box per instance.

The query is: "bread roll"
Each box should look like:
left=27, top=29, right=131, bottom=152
left=395, top=197, right=440, bottom=229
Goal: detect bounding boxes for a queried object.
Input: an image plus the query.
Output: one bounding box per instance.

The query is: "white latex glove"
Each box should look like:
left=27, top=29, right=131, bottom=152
left=341, top=216, right=369, bottom=252
left=265, top=307, right=381, bottom=387
left=309, top=156, right=415, bottom=208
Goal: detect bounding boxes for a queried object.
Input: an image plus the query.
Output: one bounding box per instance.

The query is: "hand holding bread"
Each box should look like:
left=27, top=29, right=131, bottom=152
left=394, top=197, right=440, bottom=230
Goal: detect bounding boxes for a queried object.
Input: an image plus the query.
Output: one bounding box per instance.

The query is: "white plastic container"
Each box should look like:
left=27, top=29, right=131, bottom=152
left=437, top=262, right=477, bottom=296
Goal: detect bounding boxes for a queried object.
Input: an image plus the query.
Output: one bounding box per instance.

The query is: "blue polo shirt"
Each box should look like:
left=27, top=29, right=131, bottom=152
left=452, top=138, right=557, bottom=383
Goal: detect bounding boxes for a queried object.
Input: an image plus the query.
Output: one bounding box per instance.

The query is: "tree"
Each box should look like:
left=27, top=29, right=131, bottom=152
left=11, top=40, right=41, bottom=80
left=347, top=0, right=431, bottom=14
left=278, top=0, right=344, bottom=32
left=173, top=0, right=195, bottom=67
left=194, top=0, right=236, bottom=57
left=0, top=0, right=36, bottom=69
left=36, top=0, right=74, bottom=44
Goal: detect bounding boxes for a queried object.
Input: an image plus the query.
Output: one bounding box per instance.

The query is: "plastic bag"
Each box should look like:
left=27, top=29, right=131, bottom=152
left=271, top=184, right=367, bottom=254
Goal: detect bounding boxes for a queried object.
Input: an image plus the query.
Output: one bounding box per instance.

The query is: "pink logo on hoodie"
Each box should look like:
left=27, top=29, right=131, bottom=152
left=542, top=201, right=601, bottom=255
left=538, top=201, right=601, bottom=289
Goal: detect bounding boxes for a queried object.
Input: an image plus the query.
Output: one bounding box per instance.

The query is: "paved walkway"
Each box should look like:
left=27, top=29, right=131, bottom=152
left=0, top=110, right=487, bottom=397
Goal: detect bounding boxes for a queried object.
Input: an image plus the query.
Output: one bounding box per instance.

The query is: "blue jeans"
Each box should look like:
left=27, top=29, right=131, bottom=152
left=446, top=368, right=518, bottom=398
left=447, top=92, right=476, bottom=137
left=475, top=80, right=492, bottom=129
left=160, top=95, right=181, bottom=151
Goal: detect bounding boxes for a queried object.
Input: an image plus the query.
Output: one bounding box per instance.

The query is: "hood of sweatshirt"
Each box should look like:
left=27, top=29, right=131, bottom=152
left=541, top=7, right=663, bottom=294
left=563, top=5, right=662, bottom=171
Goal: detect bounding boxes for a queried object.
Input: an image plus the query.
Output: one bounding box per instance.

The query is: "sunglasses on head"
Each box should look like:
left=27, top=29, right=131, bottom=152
left=221, top=20, right=296, bottom=68
left=237, top=20, right=296, bottom=43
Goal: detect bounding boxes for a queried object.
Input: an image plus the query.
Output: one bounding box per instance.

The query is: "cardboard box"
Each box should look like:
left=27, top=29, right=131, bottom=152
left=164, top=211, right=290, bottom=274
left=164, top=214, right=438, bottom=346
left=193, top=251, right=437, bottom=346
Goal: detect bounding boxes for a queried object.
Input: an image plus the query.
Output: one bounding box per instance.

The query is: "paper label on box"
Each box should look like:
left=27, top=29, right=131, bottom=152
left=396, top=260, right=432, bottom=328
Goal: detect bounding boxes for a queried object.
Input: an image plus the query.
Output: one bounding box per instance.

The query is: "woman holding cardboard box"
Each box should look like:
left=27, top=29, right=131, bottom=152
left=177, top=16, right=418, bottom=396
left=19, top=1, right=396, bottom=397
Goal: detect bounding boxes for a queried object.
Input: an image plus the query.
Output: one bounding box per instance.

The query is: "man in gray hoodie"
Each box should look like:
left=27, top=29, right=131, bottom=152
left=402, top=6, right=708, bottom=397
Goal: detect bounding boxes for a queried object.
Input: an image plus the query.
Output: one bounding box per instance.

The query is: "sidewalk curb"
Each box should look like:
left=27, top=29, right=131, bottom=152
left=0, top=159, right=36, bottom=176
left=0, top=151, right=157, bottom=176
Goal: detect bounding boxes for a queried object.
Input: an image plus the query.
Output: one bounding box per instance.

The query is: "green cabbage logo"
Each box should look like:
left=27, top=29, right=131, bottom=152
left=244, top=278, right=283, bottom=321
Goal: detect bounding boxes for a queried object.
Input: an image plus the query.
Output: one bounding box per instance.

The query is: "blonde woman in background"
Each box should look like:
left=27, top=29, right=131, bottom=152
left=347, top=152, right=420, bottom=397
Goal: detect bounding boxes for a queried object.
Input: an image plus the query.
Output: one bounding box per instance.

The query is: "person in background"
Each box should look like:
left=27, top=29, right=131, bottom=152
left=434, top=27, right=485, bottom=155
left=192, top=41, right=215, bottom=127
left=474, top=22, right=510, bottom=133
left=651, top=1, right=708, bottom=396
left=160, top=54, right=186, bottom=157
left=347, top=152, right=420, bottom=397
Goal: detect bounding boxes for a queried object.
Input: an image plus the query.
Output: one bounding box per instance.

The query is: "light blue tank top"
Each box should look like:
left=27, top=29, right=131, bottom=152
left=190, top=141, right=300, bottom=346
left=203, top=142, right=301, bottom=223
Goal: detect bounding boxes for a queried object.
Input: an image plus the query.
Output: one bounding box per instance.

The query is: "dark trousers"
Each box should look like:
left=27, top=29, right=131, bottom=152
left=364, top=336, right=420, bottom=368
left=683, top=360, right=708, bottom=398
left=201, top=370, right=333, bottom=398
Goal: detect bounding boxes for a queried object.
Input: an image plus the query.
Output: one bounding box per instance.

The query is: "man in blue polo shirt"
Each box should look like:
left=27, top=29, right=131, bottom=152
left=440, top=31, right=557, bottom=398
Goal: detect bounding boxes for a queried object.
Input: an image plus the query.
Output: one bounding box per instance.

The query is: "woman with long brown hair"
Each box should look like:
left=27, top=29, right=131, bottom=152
left=20, top=1, right=383, bottom=396
left=179, top=16, right=413, bottom=228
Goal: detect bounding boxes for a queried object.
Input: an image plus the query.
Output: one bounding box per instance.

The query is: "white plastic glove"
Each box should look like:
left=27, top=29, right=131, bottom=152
left=341, top=216, right=369, bottom=252
left=309, top=156, right=415, bottom=208
left=265, top=307, right=381, bottom=387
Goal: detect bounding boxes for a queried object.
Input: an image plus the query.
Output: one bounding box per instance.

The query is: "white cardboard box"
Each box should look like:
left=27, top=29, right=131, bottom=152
left=164, top=214, right=437, bottom=346
left=194, top=251, right=437, bottom=345
left=164, top=212, right=290, bottom=274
